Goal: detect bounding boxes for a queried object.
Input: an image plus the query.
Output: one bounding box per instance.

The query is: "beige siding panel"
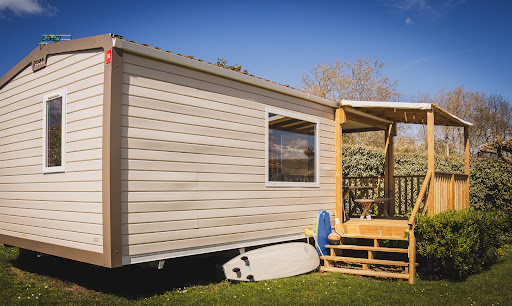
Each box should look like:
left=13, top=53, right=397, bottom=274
left=0, top=52, right=85, bottom=95
left=0, top=147, right=40, bottom=162
left=197, top=203, right=329, bottom=219
left=0, top=206, right=101, bottom=223
left=124, top=227, right=304, bottom=255
left=0, top=52, right=103, bottom=105
left=124, top=116, right=263, bottom=143
left=124, top=218, right=311, bottom=246
left=0, top=228, right=102, bottom=253
left=121, top=53, right=337, bottom=258
left=0, top=64, right=104, bottom=117
left=66, top=159, right=102, bottom=172
left=0, top=49, right=104, bottom=253
left=124, top=127, right=263, bottom=151
left=122, top=159, right=262, bottom=174
left=0, top=215, right=102, bottom=235
left=121, top=104, right=265, bottom=134
left=122, top=170, right=198, bottom=182
left=122, top=149, right=264, bottom=167
left=0, top=171, right=101, bottom=184
left=0, top=222, right=102, bottom=246
left=0, top=191, right=102, bottom=202
left=124, top=219, right=199, bottom=235
left=122, top=196, right=333, bottom=213
left=122, top=210, right=198, bottom=224
left=0, top=181, right=101, bottom=192
left=0, top=118, right=40, bottom=138
left=67, top=85, right=104, bottom=111
left=124, top=82, right=262, bottom=120
left=122, top=138, right=262, bottom=159
left=123, top=190, right=333, bottom=203
left=198, top=213, right=327, bottom=229
left=123, top=181, right=334, bottom=192
left=67, top=138, right=102, bottom=153
left=0, top=199, right=101, bottom=213
left=123, top=95, right=263, bottom=128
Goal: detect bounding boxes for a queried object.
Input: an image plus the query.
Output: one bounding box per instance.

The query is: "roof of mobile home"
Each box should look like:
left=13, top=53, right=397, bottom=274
left=0, top=33, right=471, bottom=128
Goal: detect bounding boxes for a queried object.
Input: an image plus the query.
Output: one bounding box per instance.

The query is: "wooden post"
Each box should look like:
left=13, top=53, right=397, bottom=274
left=408, top=227, right=416, bottom=284
left=335, top=108, right=346, bottom=233
left=464, top=126, right=470, bottom=209
left=384, top=122, right=396, bottom=217
left=427, top=110, right=435, bottom=216
left=450, top=174, right=455, bottom=210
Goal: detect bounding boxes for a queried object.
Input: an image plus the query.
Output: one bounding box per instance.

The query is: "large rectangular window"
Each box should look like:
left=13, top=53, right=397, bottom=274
left=43, top=90, right=66, bottom=173
left=266, top=108, right=319, bottom=187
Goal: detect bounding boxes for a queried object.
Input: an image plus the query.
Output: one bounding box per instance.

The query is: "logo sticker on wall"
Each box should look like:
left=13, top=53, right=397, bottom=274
left=106, top=49, right=112, bottom=64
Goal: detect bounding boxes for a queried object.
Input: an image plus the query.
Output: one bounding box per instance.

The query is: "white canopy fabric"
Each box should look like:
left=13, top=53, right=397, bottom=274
left=341, top=100, right=472, bottom=127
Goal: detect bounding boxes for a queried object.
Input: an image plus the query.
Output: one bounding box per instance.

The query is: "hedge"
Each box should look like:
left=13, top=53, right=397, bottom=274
left=414, top=209, right=507, bottom=280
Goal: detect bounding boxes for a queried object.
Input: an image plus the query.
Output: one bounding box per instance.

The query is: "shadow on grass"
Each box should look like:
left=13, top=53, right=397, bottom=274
left=12, top=249, right=238, bottom=299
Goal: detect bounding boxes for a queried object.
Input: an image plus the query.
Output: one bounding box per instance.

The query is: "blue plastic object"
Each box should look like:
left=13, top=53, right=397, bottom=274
left=315, top=210, right=331, bottom=256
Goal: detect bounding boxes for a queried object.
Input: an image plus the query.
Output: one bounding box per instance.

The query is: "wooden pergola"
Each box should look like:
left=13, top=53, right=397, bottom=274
left=334, top=101, right=472, bottom=228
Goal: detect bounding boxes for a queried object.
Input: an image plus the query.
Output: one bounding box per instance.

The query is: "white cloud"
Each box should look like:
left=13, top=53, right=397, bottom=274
left=380, top=0, right=466, bottom=17
left=0, top=0, right=56, bottom=16
left=405, top=17, right=414, bottom=24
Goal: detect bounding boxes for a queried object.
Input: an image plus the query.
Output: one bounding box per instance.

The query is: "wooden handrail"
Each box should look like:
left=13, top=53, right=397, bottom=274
left=408, top=170, right=432, bottom=226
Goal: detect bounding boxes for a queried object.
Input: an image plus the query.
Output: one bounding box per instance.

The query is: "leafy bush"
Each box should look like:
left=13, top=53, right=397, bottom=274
left=469, top=158, right=512, bottom=230
left=414, top=209, right=506, bottom=280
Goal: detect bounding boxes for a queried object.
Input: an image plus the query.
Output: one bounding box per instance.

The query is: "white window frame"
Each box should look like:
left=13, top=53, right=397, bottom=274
left=265, top=107, right=320, bottom=187
left=42, top=89, right=67, bottom=174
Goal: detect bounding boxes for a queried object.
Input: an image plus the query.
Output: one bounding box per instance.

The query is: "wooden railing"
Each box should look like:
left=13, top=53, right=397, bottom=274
left=394, top=174, right=426, bottom=217
left=433, top=171, right=470, bottom=214
left=408, top=170, right=432, bottom=226
left=343, top=176, right=385, bottom=217
left=343, top=174, right=427, bottom=218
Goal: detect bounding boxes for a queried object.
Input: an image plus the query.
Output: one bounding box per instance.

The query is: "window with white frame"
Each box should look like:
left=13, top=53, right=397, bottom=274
left=43, top=90, right=66, bottom=173
left=266, top=108, right=319, bottom=187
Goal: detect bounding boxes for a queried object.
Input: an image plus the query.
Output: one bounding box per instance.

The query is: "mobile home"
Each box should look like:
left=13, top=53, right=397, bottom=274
left=0, top=35, right=471, bottom=283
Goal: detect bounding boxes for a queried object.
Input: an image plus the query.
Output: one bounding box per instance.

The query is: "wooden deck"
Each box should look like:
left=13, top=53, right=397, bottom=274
left=341, top=218, right=409, bottom=238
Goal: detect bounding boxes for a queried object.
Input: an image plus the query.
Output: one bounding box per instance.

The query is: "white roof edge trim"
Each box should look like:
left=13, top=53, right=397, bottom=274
left=341, top=100, right=473, bottom=126
left=112, top=38, right=339, bottom=109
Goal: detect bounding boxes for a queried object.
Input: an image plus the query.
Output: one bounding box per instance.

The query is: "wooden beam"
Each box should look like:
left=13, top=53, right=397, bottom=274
left=344, top=107, right=390, bottom=130
left=335, top=108, right=345, bottom=233
left=464, top=126, right=470, bottom=209
left=427, top=110, right=435, bottom=216
left=384, top=122, right=396, bottom=217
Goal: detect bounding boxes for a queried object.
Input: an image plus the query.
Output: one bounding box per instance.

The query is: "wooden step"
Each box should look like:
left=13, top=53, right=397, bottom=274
left=325, top=244, right=408, bottom=253
left=320, top=266, right=409, bottom=279
left=321, top=255, right=409, bottom=266
left=340, top=234, right=407, bottom=241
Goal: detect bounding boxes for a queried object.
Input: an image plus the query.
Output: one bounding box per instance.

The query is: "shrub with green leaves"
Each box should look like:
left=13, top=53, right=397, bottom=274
left=469, top=158, right=512, bottom=230
left=414, top=209, right=506, bottom=280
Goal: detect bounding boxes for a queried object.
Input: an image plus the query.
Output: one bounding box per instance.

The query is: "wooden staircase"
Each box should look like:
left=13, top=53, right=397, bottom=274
left=319, top=219, right=416, bottom=282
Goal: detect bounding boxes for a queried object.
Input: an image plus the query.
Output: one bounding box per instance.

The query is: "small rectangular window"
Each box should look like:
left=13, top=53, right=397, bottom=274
left=266, top=108, right=319, bottom=187
left=43, top=90, right=66, bottom=173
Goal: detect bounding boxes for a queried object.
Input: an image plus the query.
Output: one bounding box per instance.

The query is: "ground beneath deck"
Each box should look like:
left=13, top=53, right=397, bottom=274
left=342, top=218, right=409, bottom=237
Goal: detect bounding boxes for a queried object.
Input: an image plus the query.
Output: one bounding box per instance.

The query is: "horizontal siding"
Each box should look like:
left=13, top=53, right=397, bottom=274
left=122, top=53, right=336, bottom=257
left=0, top=49, right=104, bottom=253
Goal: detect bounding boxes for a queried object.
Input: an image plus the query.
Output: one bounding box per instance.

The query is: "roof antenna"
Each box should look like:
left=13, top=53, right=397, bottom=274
left=39, top=34, right=72, bottom=45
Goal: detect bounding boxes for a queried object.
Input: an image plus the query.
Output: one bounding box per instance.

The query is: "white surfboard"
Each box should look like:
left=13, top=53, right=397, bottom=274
left=223, top=242, right=320, bottom=282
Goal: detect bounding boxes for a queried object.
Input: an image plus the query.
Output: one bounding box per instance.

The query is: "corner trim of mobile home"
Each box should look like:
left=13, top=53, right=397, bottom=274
left=102, top=45, right=124, bottom=268
left=122, top=233, right=306, bottom=265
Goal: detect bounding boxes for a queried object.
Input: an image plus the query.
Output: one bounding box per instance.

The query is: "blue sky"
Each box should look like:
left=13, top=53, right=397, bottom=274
left=1, top=0, right=511, bottom=101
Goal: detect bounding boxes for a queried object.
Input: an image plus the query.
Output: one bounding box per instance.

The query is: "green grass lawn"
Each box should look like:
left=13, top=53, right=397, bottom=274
left=1, top=244, right=511, bottom=305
